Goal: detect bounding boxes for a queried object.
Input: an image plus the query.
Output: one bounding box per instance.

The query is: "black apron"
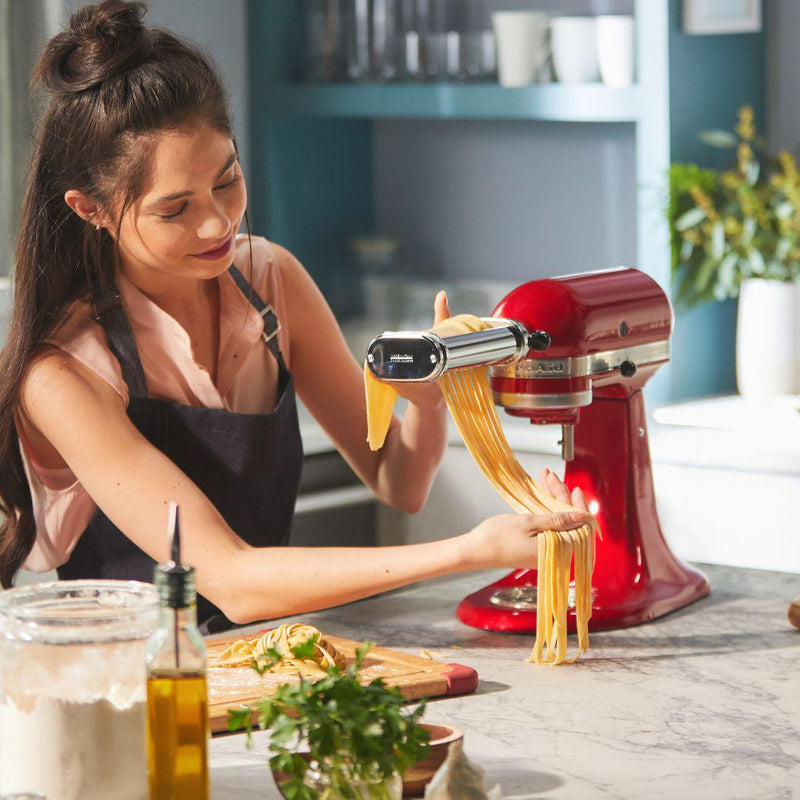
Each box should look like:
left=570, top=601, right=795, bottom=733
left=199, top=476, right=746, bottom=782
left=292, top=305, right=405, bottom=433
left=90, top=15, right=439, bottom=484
left=57, top=265, right=304, bottom=634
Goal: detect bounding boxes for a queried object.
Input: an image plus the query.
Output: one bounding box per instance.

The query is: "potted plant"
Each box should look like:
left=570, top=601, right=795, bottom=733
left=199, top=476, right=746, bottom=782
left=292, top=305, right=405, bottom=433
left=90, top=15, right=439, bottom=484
left=228, top=637, right=430, bottom=800
left=668, top=105, right=800, bottom=396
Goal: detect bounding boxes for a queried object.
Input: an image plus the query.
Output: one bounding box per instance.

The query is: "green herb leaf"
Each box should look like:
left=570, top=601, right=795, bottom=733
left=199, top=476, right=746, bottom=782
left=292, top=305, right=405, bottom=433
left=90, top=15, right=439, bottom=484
left=290, top=633, right=320, bottom=661
left=227, top=707, right=252, bottom=734
left=242, top=639, right=430, bottom=800
left=353, top=641, right=375, bottom=672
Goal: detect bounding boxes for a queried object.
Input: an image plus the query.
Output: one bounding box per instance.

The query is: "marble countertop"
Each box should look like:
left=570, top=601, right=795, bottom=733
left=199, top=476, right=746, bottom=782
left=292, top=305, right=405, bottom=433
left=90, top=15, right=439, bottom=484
left=209, top=563, right=800, bottom=800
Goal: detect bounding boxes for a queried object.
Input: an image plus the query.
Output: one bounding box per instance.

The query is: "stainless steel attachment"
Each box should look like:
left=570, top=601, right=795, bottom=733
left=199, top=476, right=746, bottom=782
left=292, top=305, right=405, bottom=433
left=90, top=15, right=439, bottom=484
left=366, top=318, right=530, bottom=382
left=558, top=425, right=575, bottom=461
left=488, top=584, right=579, bottom=611
left=490, top=340, right=670, bottom=382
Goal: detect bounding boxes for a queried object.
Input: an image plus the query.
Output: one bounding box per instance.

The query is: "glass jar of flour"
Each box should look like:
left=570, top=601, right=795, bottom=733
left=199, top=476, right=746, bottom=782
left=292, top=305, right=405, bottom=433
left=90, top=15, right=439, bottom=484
left=0, top=580, right=158, bottom=800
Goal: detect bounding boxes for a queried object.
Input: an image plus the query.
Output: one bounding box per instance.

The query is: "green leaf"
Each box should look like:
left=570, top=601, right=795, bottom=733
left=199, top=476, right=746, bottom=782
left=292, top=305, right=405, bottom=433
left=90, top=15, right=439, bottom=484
left=742, top=217, right=757, bottom=245
left=290, top=634, right=320, bottom=661
left=679, top=236, right=695, bottom=262
left=698, top=129, right=738, bottom=148
left=748, top=249, right=766, bottom=275
left=711, top=221, right=725, bottom=260
left=353, top=641, right=375, bottom=672
left=227, top=707, right=253, bottom=735
left=252, top=647, right=283, bottom=675
left=713, top=252, right=739, bottom=300
left=675, top=207, right=707, bottom=231
left=746, top=159, right=760, bottom=186
left=694, top=257, right=718, bottom=295
left=776, top=237, right=792, bottom=261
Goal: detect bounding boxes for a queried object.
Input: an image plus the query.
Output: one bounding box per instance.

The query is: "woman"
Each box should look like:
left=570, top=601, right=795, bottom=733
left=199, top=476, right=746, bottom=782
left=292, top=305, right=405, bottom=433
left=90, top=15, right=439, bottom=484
left=0, top=0, right=589, bottom=632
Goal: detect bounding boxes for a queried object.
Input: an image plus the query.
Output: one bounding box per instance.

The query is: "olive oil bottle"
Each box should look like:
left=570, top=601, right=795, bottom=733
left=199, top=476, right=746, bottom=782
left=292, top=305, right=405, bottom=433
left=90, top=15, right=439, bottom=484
left=146, top=503, right=209, bottom=799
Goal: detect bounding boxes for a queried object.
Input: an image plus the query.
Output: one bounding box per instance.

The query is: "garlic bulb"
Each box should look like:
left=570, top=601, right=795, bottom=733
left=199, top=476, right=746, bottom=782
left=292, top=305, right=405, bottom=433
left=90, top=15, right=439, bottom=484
left=423, top=740, right=502, bottom=800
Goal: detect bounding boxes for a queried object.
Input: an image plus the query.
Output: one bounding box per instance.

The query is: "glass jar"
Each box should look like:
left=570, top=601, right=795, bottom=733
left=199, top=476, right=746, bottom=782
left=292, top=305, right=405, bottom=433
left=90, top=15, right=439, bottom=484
left=0, top=580, right=159, bottom=800
left=302, top=761, right=402, bottom=800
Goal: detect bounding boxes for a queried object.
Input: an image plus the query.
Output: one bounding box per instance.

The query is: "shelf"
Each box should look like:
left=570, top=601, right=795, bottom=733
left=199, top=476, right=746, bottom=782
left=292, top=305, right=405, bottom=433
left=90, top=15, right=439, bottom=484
left=262, top=83, right=642, bottom=123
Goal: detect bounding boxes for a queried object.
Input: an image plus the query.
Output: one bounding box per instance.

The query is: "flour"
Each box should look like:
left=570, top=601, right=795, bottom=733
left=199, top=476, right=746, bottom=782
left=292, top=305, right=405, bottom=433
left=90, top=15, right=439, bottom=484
left=0, top=690, right=147, bottom=800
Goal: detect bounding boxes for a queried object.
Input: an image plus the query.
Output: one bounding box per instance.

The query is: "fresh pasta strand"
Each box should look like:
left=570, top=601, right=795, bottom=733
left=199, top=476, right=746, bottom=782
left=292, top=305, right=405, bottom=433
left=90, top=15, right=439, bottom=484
left=365, top=364, right=397, bottom=451
left=364, top=314, right=489, bottom=452
left=212, top=623, right=345, bottom=677
left=364, top=315, right=598, bottom=665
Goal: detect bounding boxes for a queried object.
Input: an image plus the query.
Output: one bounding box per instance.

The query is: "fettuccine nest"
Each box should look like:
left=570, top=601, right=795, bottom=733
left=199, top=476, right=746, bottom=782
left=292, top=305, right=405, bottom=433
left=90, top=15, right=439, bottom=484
left=212, top=623, right=346, bottom=677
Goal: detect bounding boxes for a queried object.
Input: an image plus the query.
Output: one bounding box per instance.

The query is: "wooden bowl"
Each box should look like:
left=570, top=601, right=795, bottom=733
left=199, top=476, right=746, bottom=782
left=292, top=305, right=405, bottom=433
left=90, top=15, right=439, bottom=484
left=402, top=722, right=464, bottom=797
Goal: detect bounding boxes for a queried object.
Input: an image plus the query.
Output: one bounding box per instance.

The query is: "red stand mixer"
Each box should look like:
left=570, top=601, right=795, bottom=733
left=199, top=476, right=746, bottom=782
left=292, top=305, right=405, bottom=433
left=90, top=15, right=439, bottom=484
left=366, top=267, right=710, bottom=632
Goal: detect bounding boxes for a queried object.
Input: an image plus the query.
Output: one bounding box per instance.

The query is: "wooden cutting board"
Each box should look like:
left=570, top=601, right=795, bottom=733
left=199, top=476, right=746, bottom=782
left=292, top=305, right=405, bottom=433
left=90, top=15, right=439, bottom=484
left=207, top=631, right=478, bottom=734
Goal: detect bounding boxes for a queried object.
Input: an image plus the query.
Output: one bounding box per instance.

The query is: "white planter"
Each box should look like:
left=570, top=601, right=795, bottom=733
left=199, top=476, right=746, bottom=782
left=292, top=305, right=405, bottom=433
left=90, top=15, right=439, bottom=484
left=736, top=278, right=800, bottom=396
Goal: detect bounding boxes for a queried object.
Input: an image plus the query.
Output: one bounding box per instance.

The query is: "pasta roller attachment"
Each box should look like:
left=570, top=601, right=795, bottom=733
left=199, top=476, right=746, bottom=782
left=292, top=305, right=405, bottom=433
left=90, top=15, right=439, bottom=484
left=365, top=318, right=535, bottom=382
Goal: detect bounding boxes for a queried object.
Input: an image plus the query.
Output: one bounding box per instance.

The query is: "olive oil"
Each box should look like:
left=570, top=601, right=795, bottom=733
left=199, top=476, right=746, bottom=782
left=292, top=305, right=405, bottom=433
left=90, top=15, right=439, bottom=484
left=147, top=671, right=209, bottom=798
left=146, top=504, right=209, bottom=800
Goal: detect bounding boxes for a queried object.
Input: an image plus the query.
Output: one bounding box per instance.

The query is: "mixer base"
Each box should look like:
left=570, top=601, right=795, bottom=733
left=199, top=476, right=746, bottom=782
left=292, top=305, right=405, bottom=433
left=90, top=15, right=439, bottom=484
left=456, top=565, right=710, bottom=633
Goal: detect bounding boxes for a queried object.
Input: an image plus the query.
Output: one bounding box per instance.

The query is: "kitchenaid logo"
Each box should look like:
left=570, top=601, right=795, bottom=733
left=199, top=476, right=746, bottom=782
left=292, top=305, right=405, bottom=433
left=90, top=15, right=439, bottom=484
left=390, top=354, right=414, bottom=362
left=532, top=360, right=566, bottom=375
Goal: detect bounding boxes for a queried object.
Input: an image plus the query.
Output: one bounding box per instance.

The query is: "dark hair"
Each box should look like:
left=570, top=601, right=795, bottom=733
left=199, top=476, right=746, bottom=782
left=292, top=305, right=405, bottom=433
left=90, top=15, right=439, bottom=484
left=0, top=0, right=239, bottom=586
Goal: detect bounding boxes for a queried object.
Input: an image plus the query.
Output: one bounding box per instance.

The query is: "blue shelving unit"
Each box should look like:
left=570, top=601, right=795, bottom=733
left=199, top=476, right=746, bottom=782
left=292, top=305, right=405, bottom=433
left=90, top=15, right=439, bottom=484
left=263, top=83, right=642, bottom=123
left=248, top=0, right=765, bottom=402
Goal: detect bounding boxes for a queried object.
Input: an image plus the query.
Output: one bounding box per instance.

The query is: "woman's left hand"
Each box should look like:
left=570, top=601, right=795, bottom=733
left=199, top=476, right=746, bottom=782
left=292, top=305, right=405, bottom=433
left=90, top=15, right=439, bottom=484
left=540, top=468, right=590, bottom=512
left=387, top=290, right=450, bottom=410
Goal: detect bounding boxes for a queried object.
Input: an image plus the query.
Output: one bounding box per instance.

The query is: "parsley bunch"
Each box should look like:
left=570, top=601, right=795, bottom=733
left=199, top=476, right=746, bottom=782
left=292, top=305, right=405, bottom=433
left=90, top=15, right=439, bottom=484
left=228, top=638, right=430, bottom=800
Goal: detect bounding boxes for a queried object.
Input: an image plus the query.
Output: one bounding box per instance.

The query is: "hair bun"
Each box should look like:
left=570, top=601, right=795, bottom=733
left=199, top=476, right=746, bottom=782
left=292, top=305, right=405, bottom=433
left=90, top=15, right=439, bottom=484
left=36, top=0, right=153, bottom=94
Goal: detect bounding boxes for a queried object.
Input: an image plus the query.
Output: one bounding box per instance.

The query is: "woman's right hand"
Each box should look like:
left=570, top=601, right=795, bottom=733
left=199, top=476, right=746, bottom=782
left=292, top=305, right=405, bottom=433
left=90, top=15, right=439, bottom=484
left=459, top=469, right=591, bottom=570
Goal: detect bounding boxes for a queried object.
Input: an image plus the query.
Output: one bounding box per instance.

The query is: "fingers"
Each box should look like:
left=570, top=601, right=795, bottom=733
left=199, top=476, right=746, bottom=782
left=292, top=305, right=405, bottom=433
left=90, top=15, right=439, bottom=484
left=529, top=510, right=591, bottom=533
left=540, top=467, right=571, bottom=506
left=433, top=290, right=451, bottom=326
left=571, top=486, right=590, bottom=512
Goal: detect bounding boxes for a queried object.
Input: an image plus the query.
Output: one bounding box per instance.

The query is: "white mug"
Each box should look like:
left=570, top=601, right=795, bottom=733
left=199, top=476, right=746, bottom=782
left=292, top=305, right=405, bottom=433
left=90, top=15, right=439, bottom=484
left=491, top=11, right=550, bottom=88
left=551, top=16, right=599, bottom=84
left=596, top=15, right=635, bottom=88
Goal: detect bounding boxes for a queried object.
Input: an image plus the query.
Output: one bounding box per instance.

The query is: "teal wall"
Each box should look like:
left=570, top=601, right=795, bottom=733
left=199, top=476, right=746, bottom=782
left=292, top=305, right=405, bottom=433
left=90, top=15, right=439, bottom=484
left=248, top=1, right=374, bottom=319
left=668, top=0, right=766, bottom=399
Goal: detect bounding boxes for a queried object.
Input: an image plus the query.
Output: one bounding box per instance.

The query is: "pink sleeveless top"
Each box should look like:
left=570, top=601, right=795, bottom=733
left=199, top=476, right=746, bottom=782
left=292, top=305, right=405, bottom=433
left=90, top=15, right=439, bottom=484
left=16, top=236, right=294, bottom=572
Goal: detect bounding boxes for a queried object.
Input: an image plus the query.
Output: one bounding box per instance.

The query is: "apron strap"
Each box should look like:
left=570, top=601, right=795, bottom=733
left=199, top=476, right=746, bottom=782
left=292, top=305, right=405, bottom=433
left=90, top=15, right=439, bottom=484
left=93, top=264, right=287, bottom=401
left=227, top=263, right=287, bottom=366
left=92, top=283, right=148, bottom=399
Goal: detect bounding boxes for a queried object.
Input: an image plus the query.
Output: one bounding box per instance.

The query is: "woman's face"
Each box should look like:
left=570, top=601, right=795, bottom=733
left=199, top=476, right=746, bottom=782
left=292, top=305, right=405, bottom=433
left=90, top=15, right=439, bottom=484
left=111, top=121, right=247, bottom=292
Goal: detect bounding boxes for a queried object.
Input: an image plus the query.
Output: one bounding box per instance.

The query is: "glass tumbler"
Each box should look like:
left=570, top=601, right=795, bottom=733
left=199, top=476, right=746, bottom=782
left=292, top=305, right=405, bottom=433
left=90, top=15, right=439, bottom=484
left=458, top=30, right=496, bottom=81
left=0, top=580, right=159, bottom=800
left=423, top=31, right=459, bottom=81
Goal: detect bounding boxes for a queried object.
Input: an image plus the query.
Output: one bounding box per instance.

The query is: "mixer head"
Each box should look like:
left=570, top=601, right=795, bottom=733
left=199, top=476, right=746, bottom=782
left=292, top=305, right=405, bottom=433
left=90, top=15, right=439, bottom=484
left=366, top=267, right=672, bottom=460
